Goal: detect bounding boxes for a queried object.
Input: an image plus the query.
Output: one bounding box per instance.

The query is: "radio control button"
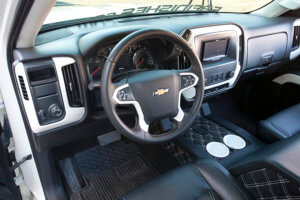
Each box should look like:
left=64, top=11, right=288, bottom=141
left=226, top=71, right=235, bottom=79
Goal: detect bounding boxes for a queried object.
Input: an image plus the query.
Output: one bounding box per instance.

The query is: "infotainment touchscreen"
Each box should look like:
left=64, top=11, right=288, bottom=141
left=202, top=38, right=229, bottom=62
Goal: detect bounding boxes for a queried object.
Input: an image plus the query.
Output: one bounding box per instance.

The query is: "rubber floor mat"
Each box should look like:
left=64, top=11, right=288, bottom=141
left=70, top=142, right=159, bottom=200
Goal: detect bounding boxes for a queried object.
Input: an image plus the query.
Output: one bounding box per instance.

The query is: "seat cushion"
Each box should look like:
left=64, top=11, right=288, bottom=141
left=257, top=103, right=300, bottom=143
left=120, top=159, right=251, bottom=200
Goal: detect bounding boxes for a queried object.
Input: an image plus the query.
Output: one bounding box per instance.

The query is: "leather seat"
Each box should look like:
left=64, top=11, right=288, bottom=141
left=120, top=159, right=252, bottom=200
left=257, top=103, right=300, bottom=143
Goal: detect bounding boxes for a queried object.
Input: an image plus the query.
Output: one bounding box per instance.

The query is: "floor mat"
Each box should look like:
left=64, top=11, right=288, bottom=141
left=163, top=142, right=195, bottom=165
left=137, top=143, right=181, bottom=173
left=79, top=157, right=158, bottom=200
left=61, top=141, right=159, bottom=200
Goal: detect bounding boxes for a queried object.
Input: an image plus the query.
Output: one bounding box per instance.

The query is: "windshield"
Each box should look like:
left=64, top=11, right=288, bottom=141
left=44, top=0, right=273, bottom=26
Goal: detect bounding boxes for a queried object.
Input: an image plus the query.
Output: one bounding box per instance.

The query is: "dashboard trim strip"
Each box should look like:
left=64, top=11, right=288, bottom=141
left=185, top=24, right=242, bottom=91
left=15, top=57, right=85, bottom=133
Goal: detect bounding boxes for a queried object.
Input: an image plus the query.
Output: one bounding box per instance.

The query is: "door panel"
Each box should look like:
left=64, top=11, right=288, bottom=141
left=0, top=92, right=5, bottom=125
left=0, top=123, right=22, bottom=200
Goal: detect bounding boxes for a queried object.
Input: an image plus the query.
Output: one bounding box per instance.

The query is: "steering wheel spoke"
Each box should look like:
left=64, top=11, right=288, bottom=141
left=173, top=72, right=199, bottom=122
left=112, top=83, right=149, bottom=132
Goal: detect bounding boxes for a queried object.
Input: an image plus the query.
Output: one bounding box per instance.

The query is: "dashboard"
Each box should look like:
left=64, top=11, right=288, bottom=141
left=12, top=13, right=300, bottom=150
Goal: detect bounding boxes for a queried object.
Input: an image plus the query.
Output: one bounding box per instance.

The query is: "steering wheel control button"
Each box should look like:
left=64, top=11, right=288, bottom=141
left=49, top=104, right=63, bottom=118
left=117, top=87, right=134, bottom=102
left=223, top=134, right=246, bottom=150
left=181, top=75, right=195, bottom=89
left=206, top=142, right=230, bottom=158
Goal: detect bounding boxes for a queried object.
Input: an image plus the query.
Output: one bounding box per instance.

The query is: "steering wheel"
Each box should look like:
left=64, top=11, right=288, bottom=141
left=101, top=29, right=204, bottom=143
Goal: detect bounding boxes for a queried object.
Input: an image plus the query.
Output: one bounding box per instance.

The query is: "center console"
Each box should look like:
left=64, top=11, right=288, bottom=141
left=182, top=25, right=242, bottom=99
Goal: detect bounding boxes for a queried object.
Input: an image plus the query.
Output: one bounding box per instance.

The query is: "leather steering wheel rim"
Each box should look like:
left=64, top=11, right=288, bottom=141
left=101, top=29, right=204, bottom=143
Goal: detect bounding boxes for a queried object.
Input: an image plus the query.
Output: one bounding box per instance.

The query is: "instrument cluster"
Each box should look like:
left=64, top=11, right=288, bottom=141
left=87, top=42, right=156, bottom=85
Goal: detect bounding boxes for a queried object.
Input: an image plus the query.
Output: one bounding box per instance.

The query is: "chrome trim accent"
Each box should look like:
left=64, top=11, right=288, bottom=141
left=273, top=73, right=300, bottom=85
left=15, top=57, right=85, bottom=133
left=174, top=72, right=199, bottom=122
left=112, top=84, right=149, bottom=132
left=185, top=25, right=242, bottom=91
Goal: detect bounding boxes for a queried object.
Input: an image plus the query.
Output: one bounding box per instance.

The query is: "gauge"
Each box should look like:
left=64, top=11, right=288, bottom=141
left=130, top=44, right=138, bottom=52
left=132, top=48, right=154, bottom=69
left=98, top=47, right=110, bottom=57
left=88, top=55, right=106, bottom=81
left=122, top=46, right=132, bottom=55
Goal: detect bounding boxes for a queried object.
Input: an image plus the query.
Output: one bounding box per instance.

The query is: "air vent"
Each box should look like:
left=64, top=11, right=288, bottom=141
left=178, top=52, right=191, bottom=69
left=239, top=35, right=244, bottom=64
left=62, top=64, right=83, bottom=107
left=292, top=26, right=300, bottom=49
left=18, top=76, right=29, bottom=100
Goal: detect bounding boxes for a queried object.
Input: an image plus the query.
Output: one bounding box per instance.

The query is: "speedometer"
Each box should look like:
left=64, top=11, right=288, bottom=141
left=132, top=48, right=154, bottom=69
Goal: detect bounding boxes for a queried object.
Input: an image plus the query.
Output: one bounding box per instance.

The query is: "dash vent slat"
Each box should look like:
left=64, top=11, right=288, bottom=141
left=178, top=52, right=191, bottom=69
left=62, top=64, right=83, bottom=107
left=292, top=26, right=300, bottom=49
left=18, top=76, right=29, bottom=100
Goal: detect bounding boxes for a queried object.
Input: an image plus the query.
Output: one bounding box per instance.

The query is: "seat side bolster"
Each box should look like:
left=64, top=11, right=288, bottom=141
left=194, top=159, right=253, bottom=200
left=257, top=103, right=300, bottom=143
left=257, top=120, right=287, bottom=143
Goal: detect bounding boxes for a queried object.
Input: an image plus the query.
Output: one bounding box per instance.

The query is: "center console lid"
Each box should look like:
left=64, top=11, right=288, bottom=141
left=231, top=133, right=300, bottom=182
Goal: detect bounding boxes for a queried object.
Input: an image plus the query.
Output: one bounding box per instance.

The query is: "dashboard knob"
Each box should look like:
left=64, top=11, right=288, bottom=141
left=49, top=104, right=63, bottom=118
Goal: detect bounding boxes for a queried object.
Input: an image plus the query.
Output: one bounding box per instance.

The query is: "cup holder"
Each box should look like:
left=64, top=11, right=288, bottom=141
left=206, top=142, right=230, bottom=158
left=223, top=134, right=246, bottom=150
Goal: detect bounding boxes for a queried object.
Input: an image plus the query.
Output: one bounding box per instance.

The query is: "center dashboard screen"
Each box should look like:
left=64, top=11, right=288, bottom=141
left=202, top=38, right=229, bottom=62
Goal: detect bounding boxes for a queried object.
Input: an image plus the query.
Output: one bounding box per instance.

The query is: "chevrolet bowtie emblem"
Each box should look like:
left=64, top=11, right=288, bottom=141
left=153, top=88, right=169, bottom=96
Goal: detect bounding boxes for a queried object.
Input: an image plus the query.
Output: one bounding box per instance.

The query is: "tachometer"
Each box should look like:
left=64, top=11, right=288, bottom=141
left=133, top=47, right=154, bottom=69
left=88, top=55, right=106, bottom=81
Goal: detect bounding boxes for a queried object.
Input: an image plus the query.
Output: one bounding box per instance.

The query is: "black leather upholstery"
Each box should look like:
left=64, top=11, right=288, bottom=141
left=257, top=103, right=300, bottom=143
left=231, top=133, right=300, bottom=183
left=120, top=159, right=252, bottom=200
